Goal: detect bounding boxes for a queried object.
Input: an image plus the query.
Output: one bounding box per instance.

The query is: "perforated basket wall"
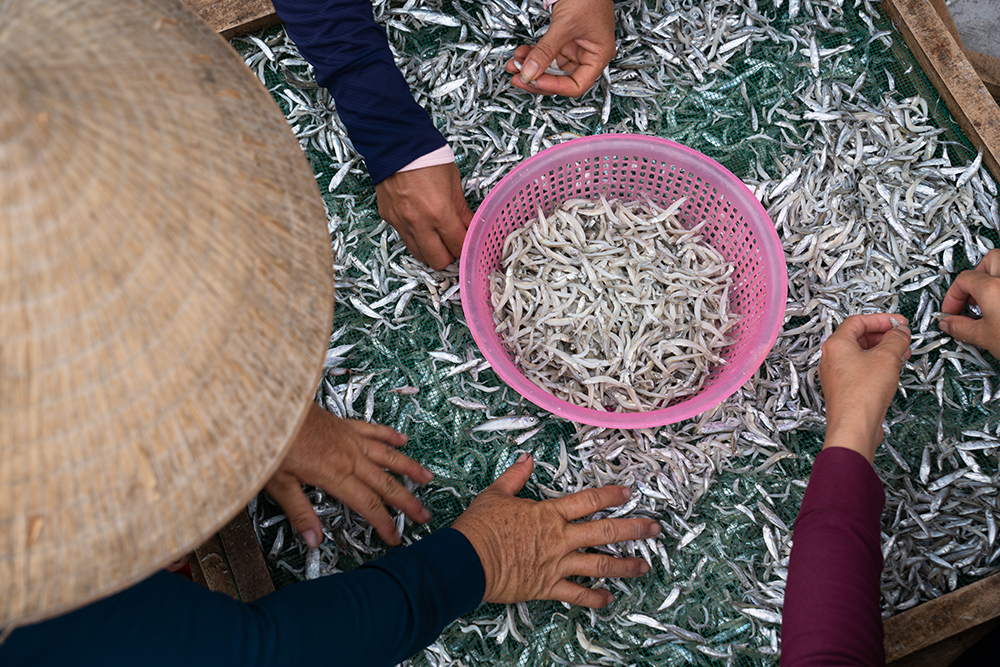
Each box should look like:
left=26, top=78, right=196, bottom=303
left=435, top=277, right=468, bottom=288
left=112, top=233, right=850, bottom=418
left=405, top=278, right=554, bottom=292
left=460, top=135, right=788, bottom=428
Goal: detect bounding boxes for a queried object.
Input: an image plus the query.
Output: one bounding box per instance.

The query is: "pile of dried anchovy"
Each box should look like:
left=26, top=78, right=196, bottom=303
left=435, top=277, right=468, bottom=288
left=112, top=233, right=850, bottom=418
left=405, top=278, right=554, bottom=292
left=232, top=0, right=1000, bottom=664
left=758, top=80, right=999, bottom=617
left=489, top=197, right=737, bottom=412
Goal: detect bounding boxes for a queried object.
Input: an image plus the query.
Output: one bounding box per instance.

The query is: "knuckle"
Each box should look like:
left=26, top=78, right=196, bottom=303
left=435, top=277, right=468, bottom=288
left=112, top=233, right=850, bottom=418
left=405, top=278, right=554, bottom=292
left=872, top=345, right=900, bottom=363
left=571, top=587, right=592, bottom=607
left=599, top=520, right=619, bottom=544
left=594, top=556, right=613, bottom=578
left=362, top=494, right=384, bottom=515
left=632, top=521, right=648, bottom=540
left=380, top=447, right=401, bottom=466
left=820, top=336, right=837, bottom=354
left=378, top=474, right=400, bottom=498
left=290, top=510, right=314, bottom=527
left=983, top=280, right=1000, bottom=300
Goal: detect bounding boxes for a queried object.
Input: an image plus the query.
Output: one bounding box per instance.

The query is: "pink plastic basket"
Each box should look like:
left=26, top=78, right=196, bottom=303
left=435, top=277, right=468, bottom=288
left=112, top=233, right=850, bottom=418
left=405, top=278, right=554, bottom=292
left=460, top=135, right=787, bottom=428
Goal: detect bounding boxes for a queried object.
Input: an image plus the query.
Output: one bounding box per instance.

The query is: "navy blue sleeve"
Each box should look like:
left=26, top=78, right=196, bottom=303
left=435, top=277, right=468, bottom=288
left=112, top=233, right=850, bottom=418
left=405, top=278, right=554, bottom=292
left=1, top=528, right=485, bottom=667
left=781, top=447, right=886, bottom=667
left=271, top=0, right=448, bottom=184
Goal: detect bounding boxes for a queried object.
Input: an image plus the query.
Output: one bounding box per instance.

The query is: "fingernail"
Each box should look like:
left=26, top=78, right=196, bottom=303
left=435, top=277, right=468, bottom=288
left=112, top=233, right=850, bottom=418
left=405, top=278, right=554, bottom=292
left=898, top=325, right=911, bottom=336
left=622, top=487, right=632, bottom=499
left=302, top=529, right=320, bottom=549
left=519, top=60, right=539, bottom=85
left=422, top=466, right=433, bottom=480
left=516, top=453, right=529, bottom=463
left=639, top=561, right=650, bottom=575
left=419, top=508, right=432, bottom=522
left=649, top=523, right=661, bottom=537
left=939, top=318, right=950, bottom=334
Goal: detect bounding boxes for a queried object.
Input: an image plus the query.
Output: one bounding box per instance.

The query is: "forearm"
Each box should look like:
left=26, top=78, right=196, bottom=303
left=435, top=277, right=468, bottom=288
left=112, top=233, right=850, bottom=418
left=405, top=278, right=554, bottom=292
left=2, top=528, right=485, bottom=667
left=271, top=0, right=447, bottom=183
left=781, top=447, right=886, bottom=667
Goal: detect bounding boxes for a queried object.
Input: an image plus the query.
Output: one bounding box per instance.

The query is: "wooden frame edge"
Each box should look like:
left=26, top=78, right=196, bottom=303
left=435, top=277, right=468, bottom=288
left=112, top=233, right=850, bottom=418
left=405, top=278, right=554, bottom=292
left=882, top=0, right=1000, bottom=183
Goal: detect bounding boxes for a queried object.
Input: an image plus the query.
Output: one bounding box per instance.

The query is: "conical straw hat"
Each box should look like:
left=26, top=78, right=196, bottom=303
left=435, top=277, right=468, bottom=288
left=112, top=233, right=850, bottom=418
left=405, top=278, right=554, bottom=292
left=0, top=0, right=333, bottom=626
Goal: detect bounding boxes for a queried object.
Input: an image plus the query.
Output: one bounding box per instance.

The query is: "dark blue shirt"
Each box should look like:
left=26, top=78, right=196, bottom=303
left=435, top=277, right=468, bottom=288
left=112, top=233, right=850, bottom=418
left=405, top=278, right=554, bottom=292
left=2, top=528, right=485, bottom=666
left=271, top=0, right=448, bottom=184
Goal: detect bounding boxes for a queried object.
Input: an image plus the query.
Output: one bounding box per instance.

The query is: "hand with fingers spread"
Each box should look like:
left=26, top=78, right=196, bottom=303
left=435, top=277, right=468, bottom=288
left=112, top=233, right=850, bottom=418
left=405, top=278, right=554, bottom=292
left=374, top=163, right=473, bottom=271
left=265, top=402, right=433, bottom=548
left=818, top=314, right=912, bottom=463
left=504, top=0, right=616, bottom=97
left=939, top=248, right=1000, bottom=358
left=451, top=454, right=659, bottom=607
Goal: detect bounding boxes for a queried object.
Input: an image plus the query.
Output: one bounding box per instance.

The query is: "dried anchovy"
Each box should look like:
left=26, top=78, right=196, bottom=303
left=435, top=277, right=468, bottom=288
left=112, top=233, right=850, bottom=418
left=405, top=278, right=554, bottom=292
left=490, top=197, right=737, bottom=412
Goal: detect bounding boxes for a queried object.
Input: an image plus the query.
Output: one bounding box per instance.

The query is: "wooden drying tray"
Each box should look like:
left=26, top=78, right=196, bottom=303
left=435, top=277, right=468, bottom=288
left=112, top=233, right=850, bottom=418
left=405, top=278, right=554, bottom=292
left=182, top=0, right=1000, bottom=660
left=882, top=0, right=1000, bottom=184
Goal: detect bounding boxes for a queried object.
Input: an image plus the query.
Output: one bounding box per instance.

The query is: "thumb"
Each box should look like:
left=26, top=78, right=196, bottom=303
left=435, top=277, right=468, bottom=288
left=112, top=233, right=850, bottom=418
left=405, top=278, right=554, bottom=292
left=518, top=26, right=572, bottom=84
left=489, top=453, right=534, bottom=496
left=265, top=474, right=323, bottom=549
left=940, top=315, right=990, bottom=348
left=875, top=324, right=912, bottom=361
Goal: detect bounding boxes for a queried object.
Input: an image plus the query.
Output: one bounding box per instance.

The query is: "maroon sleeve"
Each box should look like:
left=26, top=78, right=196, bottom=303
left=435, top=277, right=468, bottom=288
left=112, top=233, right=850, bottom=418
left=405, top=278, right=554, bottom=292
left=781, top=447, right=886, bottom=667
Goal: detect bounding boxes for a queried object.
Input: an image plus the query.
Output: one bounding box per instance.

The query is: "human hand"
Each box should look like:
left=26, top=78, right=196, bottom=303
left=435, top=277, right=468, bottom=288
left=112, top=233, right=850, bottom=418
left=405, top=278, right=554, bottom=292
left=818, top=314, right=912, bottom=463
left=504, top=0, right=615, bottom=97
left=265, top=403, right=433, bottom=547
left=452, top=454, right=659, bottom=607
left=374, top=163, right=473, bottom=271
left=939, top=249, right=1000, bottom=357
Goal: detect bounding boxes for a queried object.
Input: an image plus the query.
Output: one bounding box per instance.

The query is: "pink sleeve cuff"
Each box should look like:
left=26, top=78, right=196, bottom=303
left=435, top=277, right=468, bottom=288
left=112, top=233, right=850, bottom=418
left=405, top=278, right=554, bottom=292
left=396, top=146, right=456, bottom=173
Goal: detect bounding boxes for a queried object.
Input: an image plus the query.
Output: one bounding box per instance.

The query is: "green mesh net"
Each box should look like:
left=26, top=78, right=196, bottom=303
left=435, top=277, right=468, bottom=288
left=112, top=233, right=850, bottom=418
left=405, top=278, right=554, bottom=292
left=230, top=0, right=1000, bottom=664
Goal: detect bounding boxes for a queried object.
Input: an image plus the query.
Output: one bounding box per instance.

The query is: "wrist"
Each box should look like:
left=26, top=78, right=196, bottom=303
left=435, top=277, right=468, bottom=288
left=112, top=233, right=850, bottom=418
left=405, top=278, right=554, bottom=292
left=822, top=420, right=881, bottom=464
left=452, top=520, right=496, bottom=603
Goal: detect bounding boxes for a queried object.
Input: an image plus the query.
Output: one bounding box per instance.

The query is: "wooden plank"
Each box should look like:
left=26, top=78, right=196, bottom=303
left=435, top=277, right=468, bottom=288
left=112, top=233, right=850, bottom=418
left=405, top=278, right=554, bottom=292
left=188, top=548, right=208, bottom=589
left=883, top=572, right=1000, bottom=662
left=882, top=0, right=1000, bottom=184
left=928, top=0, right=1000, bottom=99
left=966, top=50, right=1000, bottom=100
left=193, top=533, right=239, bottom=600
left=929, top=0, right=964, bottom=49
left=217, top=508, right=275, bottom=602
left=888, top=618, right=1000, bottom=667
left=181, top=0, right=279, bottom=39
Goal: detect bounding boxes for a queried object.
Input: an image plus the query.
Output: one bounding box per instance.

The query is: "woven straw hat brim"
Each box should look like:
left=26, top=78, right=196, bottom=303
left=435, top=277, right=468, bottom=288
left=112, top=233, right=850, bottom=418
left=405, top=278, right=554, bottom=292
left=0, top=0, right=333, bottom=625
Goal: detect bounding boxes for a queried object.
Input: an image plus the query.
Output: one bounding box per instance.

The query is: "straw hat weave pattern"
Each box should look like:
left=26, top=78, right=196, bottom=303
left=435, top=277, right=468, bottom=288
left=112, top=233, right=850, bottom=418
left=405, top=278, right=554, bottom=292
left=0, top=0, right=333, bottom=626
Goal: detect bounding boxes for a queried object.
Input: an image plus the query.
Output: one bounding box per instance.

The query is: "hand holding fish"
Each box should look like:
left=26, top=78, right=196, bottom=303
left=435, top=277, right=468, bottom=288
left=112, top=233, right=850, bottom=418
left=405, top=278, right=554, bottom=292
left=265, top=403, right=433, bottom=547
left=375, top=163, right=473, bottom=270
left=940, top=249, right=1000, bottom=357
left=505, top=0, right=615, bottom=97
left=452, top=454, right=659, bottom=608
left=818, top=314, right=912, bottom=463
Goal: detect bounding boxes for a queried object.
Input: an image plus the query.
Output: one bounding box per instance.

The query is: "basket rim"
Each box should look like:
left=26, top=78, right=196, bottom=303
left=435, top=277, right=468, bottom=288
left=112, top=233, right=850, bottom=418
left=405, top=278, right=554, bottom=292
left=459, top=134, right=788, bottom=428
